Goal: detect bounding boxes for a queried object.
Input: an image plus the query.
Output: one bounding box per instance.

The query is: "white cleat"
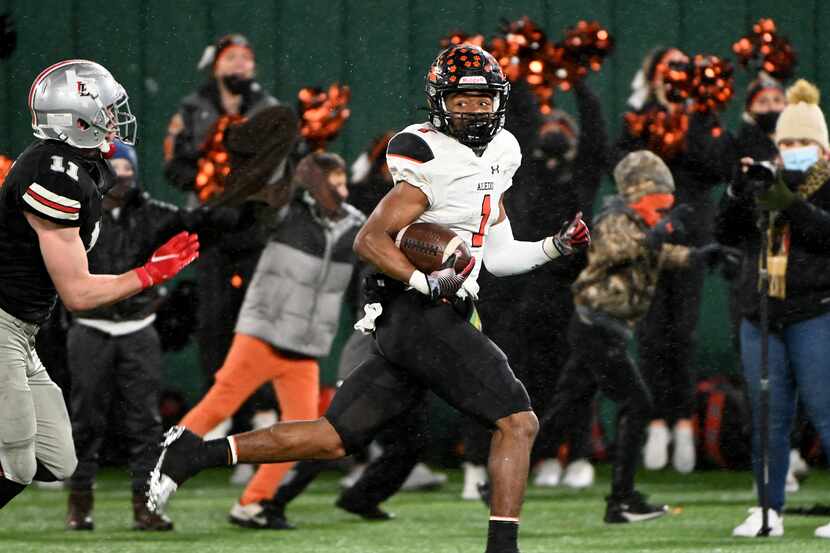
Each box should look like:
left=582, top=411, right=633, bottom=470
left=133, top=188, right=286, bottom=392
left=533, top=459, right=563, bottom=487
left=643, top=422, right=670, bottom=470
left=562, top=459, right=595, bottom=489
left=789, top=449, right=809, bottom=479
left=401, top=462, right=448, bottom=491
left=461, top=463, right=487, bottom=500
left=732, top=507, right=784, bottom=537
left=671, top=424, right=696, bottom=474
left=146, top=426, right=187, bottom=515
left=815, top=521, right=830, bottom=538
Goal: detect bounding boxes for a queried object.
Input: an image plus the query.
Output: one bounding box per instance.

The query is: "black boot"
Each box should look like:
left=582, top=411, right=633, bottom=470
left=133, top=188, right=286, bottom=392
left=133, top=491, right=174, bottom=531
left=66, top=489, right=94, bottom=530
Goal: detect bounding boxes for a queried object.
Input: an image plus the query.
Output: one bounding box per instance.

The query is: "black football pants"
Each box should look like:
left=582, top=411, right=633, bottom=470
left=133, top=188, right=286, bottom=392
left=326, top=290, right=531, bottom=454
left=539, top=313, right=653, bottom=499
left=67, top=324, right=163, bottom=493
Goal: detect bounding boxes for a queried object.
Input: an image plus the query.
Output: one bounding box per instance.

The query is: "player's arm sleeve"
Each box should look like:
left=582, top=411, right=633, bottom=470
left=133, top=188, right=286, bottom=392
left=385, top=132, right=436, bottom=205
left=483, top=216, right=557, bottom=277
left=19, top=171, right=84, bottom=228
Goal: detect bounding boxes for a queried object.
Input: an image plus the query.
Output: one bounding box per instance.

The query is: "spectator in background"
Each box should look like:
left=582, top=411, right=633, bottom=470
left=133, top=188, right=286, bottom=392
left=618, top=47, right=734, bottom=474
left=719, top=79, right=830, bottom=539
left=540, top=150, right=736, bottom=524
left=163, top=34, right=279, bottom=449
left=65, top=143, right=230, bottom=531
left=175, top=153, right=365, bottom=530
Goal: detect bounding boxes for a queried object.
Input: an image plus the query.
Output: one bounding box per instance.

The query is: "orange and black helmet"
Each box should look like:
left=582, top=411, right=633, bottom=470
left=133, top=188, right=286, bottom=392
left=425, top=44, right=510, bottom=149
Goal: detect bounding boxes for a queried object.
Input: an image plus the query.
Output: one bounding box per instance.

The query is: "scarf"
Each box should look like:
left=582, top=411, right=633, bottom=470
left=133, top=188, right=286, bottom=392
left=766, top=159, right=830, bottom=298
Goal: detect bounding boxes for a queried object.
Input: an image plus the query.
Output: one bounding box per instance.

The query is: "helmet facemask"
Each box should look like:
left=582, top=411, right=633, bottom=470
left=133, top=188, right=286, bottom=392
left=424, top=45, right=510, bottom=151
left=431, top=90, right=508, bottom=149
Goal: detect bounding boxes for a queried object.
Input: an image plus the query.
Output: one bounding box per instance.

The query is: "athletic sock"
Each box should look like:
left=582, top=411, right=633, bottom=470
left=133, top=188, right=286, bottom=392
left=201, top=437, right=234, bottom=468
left=485, top=517, right=519, bottom=553
left=0, top=477, right=27, bottom=509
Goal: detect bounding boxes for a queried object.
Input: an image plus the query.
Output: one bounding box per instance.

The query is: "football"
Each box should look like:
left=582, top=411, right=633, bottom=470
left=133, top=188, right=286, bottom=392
left=395, top=222, right=472, bottom=274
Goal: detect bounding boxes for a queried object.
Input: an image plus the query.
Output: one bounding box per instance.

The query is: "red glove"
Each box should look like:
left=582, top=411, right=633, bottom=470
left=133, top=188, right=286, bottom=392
left=135, top=231, right=200, bottom=289
left=552, top=211, right=591, bottom=256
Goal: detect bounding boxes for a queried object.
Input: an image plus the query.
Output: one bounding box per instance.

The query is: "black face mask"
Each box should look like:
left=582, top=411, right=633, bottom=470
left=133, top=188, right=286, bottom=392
left=754, top=111, right=781, bottom=135
left=539, top=131, right=574, bottom=160
left=222, top=75, right=254, bottom=95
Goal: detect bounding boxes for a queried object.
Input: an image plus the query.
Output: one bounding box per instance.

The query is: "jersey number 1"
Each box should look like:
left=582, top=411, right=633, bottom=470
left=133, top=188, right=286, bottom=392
left=472, top=194, right=491, bottom=248
left=50, top=155, right=79, bottom=182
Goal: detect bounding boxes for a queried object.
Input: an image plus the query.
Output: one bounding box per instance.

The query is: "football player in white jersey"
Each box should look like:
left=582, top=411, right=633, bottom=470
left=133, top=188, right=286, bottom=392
left=148, top=44, right=588, bottom=553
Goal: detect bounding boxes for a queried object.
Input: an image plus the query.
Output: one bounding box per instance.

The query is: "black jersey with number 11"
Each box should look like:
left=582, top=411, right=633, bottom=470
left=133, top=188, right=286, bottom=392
left=0, top=140, right=110, bottom=324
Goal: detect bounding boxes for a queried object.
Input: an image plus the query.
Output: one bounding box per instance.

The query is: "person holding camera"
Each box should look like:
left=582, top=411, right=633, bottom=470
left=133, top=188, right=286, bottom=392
left=717, top=79, right=830, bottom=539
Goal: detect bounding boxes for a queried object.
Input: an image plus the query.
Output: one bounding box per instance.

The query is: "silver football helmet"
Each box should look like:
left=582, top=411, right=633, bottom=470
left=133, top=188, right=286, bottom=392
left=28, top=59, right=137, bottom=149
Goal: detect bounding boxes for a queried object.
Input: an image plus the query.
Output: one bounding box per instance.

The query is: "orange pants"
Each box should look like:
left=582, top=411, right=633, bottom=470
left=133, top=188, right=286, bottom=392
left=180, top=333, right=319, bottom=505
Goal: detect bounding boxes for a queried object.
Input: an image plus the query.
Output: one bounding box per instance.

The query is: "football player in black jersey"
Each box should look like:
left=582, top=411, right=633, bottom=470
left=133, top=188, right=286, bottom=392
left=0, top=60, right=199, bottom=510
left=148, top=45, right=589, bottom=553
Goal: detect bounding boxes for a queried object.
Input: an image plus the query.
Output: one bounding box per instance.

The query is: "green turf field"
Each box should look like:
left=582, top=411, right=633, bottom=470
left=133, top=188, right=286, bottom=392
left=1, top=465, right=827, bottom=552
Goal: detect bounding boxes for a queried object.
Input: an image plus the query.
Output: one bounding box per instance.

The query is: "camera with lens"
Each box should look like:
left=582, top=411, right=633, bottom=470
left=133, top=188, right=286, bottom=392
left=743, top=160, right=778, bottom=195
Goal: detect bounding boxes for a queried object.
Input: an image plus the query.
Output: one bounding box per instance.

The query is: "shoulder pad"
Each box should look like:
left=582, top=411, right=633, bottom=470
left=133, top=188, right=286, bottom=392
left=387, top=133, right=435, bottom=164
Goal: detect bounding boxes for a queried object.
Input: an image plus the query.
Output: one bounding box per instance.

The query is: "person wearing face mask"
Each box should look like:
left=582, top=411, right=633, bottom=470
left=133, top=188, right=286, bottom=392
left=618, top=47, right=736, bottom=475
left=717, top=79, right=830, bottom=539
left=163, top=34, right=278, bottom=376
left=162, top=34, right=282, bottom=466
left=539, top=150, right=738, bottom=524
left=64, top=142, right=232, bottom=531
left=172, top=152, right=366, bottom=530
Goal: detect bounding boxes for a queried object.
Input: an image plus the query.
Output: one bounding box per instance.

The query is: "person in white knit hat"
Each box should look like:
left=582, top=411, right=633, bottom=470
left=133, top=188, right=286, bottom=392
left=717, top=79, right=830, bottom=539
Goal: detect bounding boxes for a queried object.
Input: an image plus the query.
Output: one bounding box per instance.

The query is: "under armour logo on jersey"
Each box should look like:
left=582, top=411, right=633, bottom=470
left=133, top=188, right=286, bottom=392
left=491, top=165, right=499, bottom=174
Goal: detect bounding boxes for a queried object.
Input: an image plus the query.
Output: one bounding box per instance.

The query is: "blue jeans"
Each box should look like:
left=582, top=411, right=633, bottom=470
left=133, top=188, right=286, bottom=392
left=741, top=312, right=830, bottom=512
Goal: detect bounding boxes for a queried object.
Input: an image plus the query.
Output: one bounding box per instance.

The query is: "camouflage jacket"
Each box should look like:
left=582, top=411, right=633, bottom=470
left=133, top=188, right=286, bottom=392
left=572, top=197, right=691, bottom=323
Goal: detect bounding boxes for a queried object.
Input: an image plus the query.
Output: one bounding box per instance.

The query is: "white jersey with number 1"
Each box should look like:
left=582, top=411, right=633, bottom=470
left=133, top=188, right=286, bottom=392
left=385, top=121, right=522, bottom=297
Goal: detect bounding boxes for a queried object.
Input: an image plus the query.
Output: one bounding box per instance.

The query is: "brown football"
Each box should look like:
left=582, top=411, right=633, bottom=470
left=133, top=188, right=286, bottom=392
left=395, top=222, right=472, bottom=273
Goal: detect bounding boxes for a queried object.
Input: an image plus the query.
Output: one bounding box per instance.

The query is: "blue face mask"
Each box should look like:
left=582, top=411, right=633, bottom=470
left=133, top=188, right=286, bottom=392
left=781, top=145, right=820, bottom=172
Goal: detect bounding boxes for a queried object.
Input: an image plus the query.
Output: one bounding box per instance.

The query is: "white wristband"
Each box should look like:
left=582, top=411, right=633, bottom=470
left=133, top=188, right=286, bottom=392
left=408, top=270, right=430, bottom=295
left=542, top=236, right=562, bottom=260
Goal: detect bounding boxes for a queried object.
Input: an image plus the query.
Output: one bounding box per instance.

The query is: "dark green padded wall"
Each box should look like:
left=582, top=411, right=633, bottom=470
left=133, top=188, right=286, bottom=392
left=4, top=0, right=830, bottom=396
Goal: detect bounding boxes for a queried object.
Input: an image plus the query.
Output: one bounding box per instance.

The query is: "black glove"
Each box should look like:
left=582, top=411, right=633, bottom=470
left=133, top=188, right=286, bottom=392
left=645, top=204, right=692, bottom=250
left=425, top=257, right=476, bottom=301
left=690, top=243, right=743, bottom=270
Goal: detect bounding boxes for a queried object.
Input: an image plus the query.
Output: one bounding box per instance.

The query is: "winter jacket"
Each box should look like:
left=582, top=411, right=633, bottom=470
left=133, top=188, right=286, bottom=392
left=235, top=194, right=365, bottom=357
left=715, top=159, right=830, bottom=329
left=164, top=79, right=279, bottom=192
left=572, top=197, right=691, bottom=323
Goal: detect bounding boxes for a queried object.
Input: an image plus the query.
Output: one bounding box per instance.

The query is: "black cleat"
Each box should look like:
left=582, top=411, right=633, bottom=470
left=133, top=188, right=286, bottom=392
left=146, top=426, right=207, bottom=514
left=336, top=497, right=395, bottom=521
left=604, top=491, right=668, bottom=524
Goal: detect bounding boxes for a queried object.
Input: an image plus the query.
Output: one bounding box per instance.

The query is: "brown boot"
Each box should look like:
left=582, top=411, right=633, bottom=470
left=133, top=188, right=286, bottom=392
left=66, top=489, right=94, bottom=530
left=132, top=492, right=174, bottom=531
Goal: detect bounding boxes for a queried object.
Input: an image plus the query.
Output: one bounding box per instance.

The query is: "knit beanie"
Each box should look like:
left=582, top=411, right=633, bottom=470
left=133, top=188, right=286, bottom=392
left=745, top=72, right=785, bottom=111
left=613, top=150, right=675, bottom=202
left=110, top=141, right=138, bottom=180
left=775, top=79, right=829, bottom=151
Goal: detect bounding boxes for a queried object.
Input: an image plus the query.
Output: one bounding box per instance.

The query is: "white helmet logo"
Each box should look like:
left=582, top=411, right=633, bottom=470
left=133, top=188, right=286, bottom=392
left=459, top=76, right=487, bottom=85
